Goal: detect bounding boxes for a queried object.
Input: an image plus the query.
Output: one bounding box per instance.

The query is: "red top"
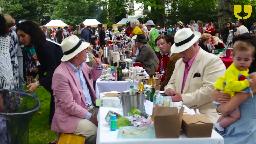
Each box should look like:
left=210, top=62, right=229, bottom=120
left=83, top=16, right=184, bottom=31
left=157, top=53, right=170, bottom=82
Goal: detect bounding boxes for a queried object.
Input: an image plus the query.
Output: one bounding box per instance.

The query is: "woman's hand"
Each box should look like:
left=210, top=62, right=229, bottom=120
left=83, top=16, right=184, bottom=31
left=27, top=81, right=39, bottom=92
left=249, top=73, right=256, bottom=93
left=212, top=90, right=230, bottom=104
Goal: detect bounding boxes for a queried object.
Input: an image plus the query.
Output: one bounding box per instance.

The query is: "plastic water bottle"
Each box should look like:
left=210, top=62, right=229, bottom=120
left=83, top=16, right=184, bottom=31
left=110, top=114, right=117, bottom=131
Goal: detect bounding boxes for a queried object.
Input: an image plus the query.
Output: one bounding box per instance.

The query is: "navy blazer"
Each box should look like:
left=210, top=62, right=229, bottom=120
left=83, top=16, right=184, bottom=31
left=35, top=40, right=63, bottom=92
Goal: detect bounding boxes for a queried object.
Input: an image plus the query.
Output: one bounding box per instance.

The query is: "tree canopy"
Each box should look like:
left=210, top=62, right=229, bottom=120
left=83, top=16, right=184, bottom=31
left=0, top=0, right=255, bottom=26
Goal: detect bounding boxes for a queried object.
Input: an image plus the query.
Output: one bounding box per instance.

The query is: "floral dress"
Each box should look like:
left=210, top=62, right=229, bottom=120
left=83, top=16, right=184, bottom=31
left=22, top=46, right=39, bottom=83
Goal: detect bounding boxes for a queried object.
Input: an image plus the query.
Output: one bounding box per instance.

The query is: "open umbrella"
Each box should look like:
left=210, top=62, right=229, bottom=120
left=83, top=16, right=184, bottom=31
left=45, top=20, right=68, bottom=28
left=83, top=19, right=101, bottom=27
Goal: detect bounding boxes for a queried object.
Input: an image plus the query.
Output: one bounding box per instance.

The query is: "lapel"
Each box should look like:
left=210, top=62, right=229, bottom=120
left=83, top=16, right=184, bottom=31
left=81, top=63, right=96, bottom=102
left=63, top=62, right=87, bottom=105
left=182, top=50, right=202, bottom=93
left=177, top=61, right=185, bottom=93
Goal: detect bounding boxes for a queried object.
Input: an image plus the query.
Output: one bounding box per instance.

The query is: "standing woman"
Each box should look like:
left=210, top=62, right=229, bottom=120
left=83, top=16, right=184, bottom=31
left=212, top=33, right=256, bottom=144
left=4, top=14, right=20, bottom=90
left=0, top=14, right=15, bottom=89
left=0, top=14, right=17, bottom=144
left=16, top=20, right=63, bottom=124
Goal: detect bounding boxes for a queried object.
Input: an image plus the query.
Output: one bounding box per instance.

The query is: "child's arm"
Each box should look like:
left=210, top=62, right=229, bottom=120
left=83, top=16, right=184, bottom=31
left=214, top=76, right=225, bottom=90
left=216, top=92, right=250, bottom=116
left=225, top=79, right=250, bottom=92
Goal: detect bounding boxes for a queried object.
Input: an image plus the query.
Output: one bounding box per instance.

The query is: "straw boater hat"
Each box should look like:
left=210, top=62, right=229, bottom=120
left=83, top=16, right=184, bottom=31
left=60, top=35, right=90, bottom=61
left=171, top=28, right=201, bottom=53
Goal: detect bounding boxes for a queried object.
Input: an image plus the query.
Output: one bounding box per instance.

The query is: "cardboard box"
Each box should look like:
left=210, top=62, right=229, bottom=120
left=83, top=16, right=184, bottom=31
left=182, top=114, right=213, bottom=137
left=153, top=106, right=184, bottom=138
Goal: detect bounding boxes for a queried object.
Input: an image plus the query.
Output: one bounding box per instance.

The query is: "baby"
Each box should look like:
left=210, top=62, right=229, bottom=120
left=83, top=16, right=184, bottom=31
left=214, top=40, right=255, bottom=132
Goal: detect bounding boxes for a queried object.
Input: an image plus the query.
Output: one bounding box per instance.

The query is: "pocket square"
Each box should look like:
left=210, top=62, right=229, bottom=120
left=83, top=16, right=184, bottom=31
left=193, top=72, right=201, bottom=78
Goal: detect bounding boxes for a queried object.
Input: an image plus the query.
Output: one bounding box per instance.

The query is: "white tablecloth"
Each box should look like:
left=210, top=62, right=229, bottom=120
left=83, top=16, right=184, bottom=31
left=96, top=80, right=137, bottom=98
left=97, top=107, right=224, bottom=144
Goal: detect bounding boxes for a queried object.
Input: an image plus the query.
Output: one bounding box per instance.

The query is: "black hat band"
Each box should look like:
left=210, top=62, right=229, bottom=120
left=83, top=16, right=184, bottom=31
left=64, top=40, right=83, bottom=55
left=175, top=34, right=195, bottom=47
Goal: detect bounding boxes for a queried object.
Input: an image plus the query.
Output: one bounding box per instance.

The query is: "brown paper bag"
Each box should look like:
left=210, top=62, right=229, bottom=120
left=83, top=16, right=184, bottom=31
left=153, top=106, right=184, bottom=138
left=182, top=114, right=213, bottom=137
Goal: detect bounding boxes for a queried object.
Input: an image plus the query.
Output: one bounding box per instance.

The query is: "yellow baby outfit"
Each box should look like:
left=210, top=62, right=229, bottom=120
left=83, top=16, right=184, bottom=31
left=214, top=63, right=249, bottom=97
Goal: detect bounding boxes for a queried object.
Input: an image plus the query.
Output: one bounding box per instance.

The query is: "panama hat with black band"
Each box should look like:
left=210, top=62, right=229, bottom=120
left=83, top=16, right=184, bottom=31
left=61, top=35, right=90, bottom=62
left=171, top=28, right=201, bottom=53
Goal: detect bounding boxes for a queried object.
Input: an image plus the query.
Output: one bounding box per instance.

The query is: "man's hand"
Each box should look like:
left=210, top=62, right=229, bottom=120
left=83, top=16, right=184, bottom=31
left=98, top=48, right=103, bottom=58
left=89, top=108, right=98, bottom=126
left=172, top=92, right=183, bottom=102
left=164, top=88, right=176, bottom=96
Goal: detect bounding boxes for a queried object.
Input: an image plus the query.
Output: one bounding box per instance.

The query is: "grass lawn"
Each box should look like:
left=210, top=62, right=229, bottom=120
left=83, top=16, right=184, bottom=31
left=29, top=86, right=56, bottom=144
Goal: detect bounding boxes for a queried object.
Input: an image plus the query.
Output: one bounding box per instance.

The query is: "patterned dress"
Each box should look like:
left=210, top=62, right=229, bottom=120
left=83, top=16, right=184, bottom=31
left=0, top=36, right=14, bottom=89
left=8, top=30, right=20, bottom=90
left=0, top=35, right=19, bottom=144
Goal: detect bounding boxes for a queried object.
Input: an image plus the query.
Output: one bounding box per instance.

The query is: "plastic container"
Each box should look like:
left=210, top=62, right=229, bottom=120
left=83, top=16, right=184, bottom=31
left=110, top=114, right=117, bottom=131
left=0, top=89, right=40, bottom=144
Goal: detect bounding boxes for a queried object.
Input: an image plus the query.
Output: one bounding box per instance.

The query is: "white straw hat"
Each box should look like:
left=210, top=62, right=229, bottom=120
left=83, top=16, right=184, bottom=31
left=171, top=28, right=201, bottom=53
left=60, top=35, right=90, bottom=61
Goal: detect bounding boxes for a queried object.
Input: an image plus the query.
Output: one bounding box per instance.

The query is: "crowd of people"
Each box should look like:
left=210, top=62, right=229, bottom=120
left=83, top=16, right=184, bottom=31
left=1, top=12, right=256, bottom=144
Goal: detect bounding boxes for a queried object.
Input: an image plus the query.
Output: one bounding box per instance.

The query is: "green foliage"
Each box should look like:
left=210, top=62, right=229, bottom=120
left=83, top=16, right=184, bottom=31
left=117, top=117, right=131, bottom=128
left=2, top=0, right=254, bottom=30
left=1, top=0, right=55, bottom=23
left=107, top=0, right=127, bottom=25
left=29, top=87, right=56, bottom=144
left=129, top=107, right=141, bottom=116
left=170, top=0, right=218, bottom=24
left=135, top=0, right=218, bottom=26
left=52, top=0, right=102, bottom=25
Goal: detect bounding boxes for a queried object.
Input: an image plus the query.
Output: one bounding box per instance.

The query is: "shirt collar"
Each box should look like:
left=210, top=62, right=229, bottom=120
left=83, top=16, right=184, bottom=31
left=160, top=51, right=170, bottom=56
left=183, top=50, right=199, bottom=68
left=68, top=62, right=82, bottom=72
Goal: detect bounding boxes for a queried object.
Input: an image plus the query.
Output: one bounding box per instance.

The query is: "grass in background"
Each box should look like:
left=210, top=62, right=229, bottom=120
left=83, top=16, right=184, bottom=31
left=29, top=86, right=56, bottom=144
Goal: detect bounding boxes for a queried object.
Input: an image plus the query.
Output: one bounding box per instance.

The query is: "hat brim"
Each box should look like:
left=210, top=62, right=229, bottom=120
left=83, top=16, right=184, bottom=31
left=61, top=42, right=90, bottom=62
left=171, top=31, right=201, bottom=53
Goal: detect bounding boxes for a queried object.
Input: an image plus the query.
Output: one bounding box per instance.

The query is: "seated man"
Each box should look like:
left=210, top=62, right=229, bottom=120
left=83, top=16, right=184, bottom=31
left=164, top=28, right=226, bottom=122
left=155, top=35, right=181, bottom=90
left=51, top=35, right=102, bottom=144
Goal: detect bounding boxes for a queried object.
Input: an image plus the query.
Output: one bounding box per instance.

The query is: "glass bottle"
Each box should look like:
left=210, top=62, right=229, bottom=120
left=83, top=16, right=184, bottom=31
left=117, top=65, right=123, bottom=81
left=150, top=85, right=156, bottom=103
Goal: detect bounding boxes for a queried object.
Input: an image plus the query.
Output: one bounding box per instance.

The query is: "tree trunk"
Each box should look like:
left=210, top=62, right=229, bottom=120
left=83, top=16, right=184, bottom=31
left=218, top=0, right=232, bottom=29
